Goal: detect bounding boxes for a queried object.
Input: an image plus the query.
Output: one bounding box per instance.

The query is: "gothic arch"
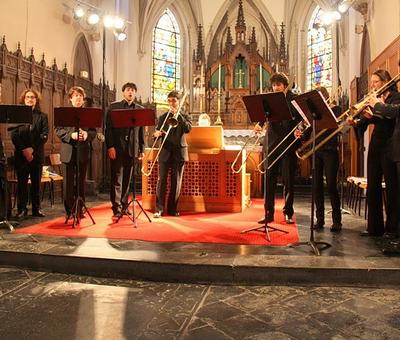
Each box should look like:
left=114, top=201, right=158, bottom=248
left=72, top=33, right=93, bottom=81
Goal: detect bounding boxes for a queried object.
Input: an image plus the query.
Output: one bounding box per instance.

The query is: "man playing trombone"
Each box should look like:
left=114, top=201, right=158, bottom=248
left=153, top=91, right=191, bottom=218
left=258, top=73, right=301, bottom=224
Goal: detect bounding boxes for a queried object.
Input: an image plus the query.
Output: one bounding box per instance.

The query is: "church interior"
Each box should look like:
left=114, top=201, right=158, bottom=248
left=1, top=0, right=400, bottom=338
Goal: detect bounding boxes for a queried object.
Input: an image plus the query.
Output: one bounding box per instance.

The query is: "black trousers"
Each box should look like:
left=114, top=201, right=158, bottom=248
left=16, top=160, right=42, bottom=213
left=156, top=160, right=185, bottom=213
left=314, top=150, right=341, bottom=224
left=366, top=142, right=397, bottom=235
left=62, top=159, right=88, bottom=215
left=0, top=165, right=8, bottom=220
left=110, top=153, right=133, bottom=213
left=265, top=152, right=296, bottom=218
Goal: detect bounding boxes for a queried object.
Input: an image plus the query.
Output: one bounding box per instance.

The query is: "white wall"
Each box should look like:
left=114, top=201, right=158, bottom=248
left=368, top=0, right=400, bottom=58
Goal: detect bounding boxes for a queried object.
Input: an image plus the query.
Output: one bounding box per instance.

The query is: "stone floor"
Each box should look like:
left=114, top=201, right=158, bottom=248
left=1, top=189, right=400, bottom=338
left=0, top=266, right=400, bottom=339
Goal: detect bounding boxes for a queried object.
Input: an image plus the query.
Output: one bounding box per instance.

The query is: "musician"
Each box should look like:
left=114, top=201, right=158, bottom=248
left=347, top=70, right=400, bottom=237
left=258, top=72, right=301, bottom=224
left=11, top=89, right=48, bottom=218
left=55, top=86, right=97, bottom=218
left=313, top=87, right=342, bottom=231
left=105, top=82, right=144, bottom=217
left=153, top=91, right=191, bottom=218
left=366, top=97, right=400, bottom=248
left=0, top=133, right=9, bottom=222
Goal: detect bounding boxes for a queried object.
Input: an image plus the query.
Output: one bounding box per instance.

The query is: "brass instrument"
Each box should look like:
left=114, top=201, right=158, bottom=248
left=231, top=123, right=265, bottom=174
left=296, top=72, right=400, bottom=160
left=256, top=120, right=310, bottom=173
left=141, top=91, right=189, bottom=177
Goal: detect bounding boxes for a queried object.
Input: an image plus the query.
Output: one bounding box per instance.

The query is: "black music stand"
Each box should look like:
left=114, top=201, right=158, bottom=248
left=0, top=105, right=32, bottom=231
left=240, top=92, right=291, bottom=241
left=289, top=90, right=338, bottom=255
left=54, top=107, right=103, bottom=228
left=111, top=108, right=155, bottom=227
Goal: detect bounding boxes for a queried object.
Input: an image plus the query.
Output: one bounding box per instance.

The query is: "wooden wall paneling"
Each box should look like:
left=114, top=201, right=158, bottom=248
left=0, top=37, right=115, bottom=188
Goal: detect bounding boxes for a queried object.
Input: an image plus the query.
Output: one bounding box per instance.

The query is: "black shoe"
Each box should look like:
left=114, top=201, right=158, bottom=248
left=285, top=215, right=294, bottom=224
left=330, top=222, right=342, bottom=232
left=123, top=210, right=132, bottom=216
left=153, top=211, right=162, bottom=218
left=258, top=215, right=274, bottom=224
left=168, top=211, right=180, bottom=217
left=312, top=221, right=324, bottom=230
left=32, top=210, right=45, bottom=217
left=360, top=230, right=383, bottom=237
left=16, top=209, right=28, bottom=219
left=383, top=232, right=398, bottom=239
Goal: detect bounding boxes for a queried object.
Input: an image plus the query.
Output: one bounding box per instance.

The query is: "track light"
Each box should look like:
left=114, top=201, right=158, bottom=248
left=74, top=6, right=85, bottom=19
left=114, top=29, right=127, bottom=41
left=87, top=12, right=100, bottom=25
left=103, top=15, right=115, bottom=28
left=114, top=17, right=125, bottom=29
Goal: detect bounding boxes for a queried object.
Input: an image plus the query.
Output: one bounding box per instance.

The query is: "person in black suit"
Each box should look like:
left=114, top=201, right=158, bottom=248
left=55, top=86, right=97, bottom=218
left=11, top=89, right=48, bottom=218
left=257, top=72, right=301, bottom=225
left=347, top=69, right=400, bottom=237
left=153, top=91, right=191, bottom=218
left=0, top=133, right=8, bottom=222
left=313, top=86, right=342, bottom=232
left=105, top=82, right=144, bottom=217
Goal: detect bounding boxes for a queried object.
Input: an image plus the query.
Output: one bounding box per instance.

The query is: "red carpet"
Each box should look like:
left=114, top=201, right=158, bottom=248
left=15, top=199, right=299, bottom=245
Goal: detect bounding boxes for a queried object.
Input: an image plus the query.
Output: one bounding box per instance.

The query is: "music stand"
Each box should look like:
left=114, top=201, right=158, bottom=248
left=290, top=90, right=338, bottom=255
left=54, top=107, right=103, bottom=228
left=0, top=105, right=32, bottom=231
left=240, top=92, right=292, bottom=241
left=111, top=108, right=155, bottom=227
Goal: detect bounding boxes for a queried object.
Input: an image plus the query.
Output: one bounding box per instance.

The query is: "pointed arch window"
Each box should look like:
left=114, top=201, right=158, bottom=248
left=307, top=6, right=333, bottom=91
left=152, top=9, right=181, bottom=106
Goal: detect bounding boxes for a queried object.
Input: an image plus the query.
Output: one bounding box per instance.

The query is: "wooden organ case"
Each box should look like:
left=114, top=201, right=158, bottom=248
left=141, top=126, right=247, bottom=213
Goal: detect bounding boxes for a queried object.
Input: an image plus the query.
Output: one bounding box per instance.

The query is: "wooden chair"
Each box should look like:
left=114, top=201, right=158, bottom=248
left=49, top=153, right=63, bottom=204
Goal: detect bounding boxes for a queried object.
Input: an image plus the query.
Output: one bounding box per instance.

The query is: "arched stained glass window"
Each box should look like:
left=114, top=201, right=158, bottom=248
left=307, top=6, right=333, bottom=91
left=152, top=9, right=181, bottom=106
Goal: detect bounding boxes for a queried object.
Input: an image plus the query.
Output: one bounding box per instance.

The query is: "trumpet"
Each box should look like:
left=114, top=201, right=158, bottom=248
left=231, top=123, right=266, bottom=174
left=257, top=120, right=310, bottom=173
left=141, top=91, right=189, bottom=177
left=296, top=72, right=400, bottom=160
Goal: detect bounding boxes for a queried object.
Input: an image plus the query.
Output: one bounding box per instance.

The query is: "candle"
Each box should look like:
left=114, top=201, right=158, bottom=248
left=259, top=63, right=263, bottom=93
left=200, top=64, right=204, bottom=112
left=218, top=63, right=221, bottom=93
left=217, top=63, right=221, bottom=114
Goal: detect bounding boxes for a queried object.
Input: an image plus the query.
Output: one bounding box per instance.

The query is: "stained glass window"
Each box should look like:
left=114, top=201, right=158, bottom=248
left=307, top=6, right=333, bottom=91
left=152, top=9, right=181, bottom=106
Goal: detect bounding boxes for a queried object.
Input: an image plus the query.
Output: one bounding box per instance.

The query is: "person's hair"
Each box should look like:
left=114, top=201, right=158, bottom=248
left=270, top=72, right=289, bottom=87
left=315, top=86, right=330, bottom=100
left=372, top=69, right=397, bottom=92
left=122, top=82, right=137, bottom=92
left=167, top=90, right=180, bottom=99
left=68, top=86, right=86, bottom=99
left=19, top=88, right=41, bottom=111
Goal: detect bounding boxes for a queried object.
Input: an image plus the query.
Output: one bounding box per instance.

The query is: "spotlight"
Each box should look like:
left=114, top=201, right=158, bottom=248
left=74, top=6, right=85, bottom=19
left=87, top=13, right=100, bottom=25
left=114, top=29, right=127, bottom=41
left=103, top=15, right=115, bottom=28
left=332, top=11, right=341, bottom=20
left=321, top=11, right=334, bottom=25
left=114, top=17, right=125, bottom=29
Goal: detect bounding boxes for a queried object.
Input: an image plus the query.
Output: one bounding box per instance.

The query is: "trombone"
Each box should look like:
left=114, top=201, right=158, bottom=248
left=231, top=123, right=266, bottom=174
left=141, top=91, right=189, bottom=177
left=296, top=72, right=400, bottom=160
left=257, top=120, right=310, bottom=174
